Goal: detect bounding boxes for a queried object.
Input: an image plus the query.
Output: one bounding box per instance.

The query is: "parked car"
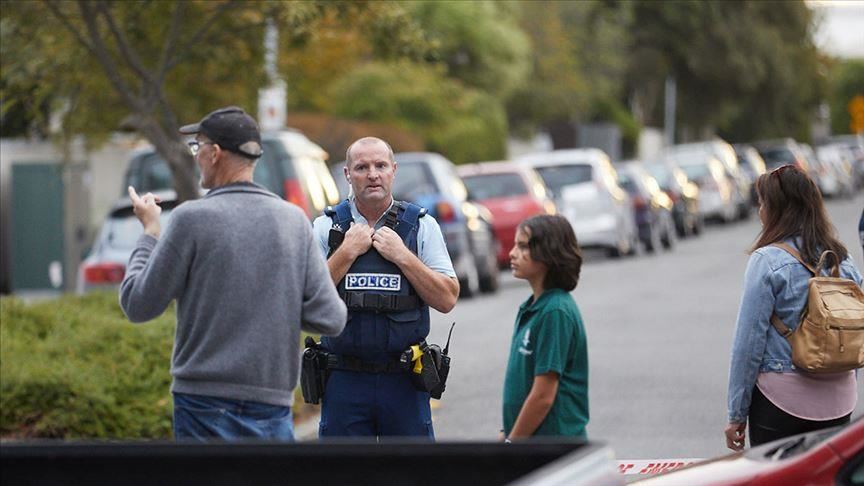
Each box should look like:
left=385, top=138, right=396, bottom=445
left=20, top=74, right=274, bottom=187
left=517, top=149, right=638, bottom=258
left=666, top=152, right=737, bottom=224
left=616, top=162, right=677, bottom=253
left=392, top=152, right=499, bottom=297
left=123, top=129, right=340, bottom=219
left=457, top=161, right=556, bottom=268
left=644, top=161, right=703, bottom=237
left=814, top=143, right=856, bottom=198
left=666, top=140, right=751, bottom=219
left=634, top=417, right=864, bottom=485
left=77, top=191, right=179, bottom=293
left=732, top=144, right=767, bottom=205
left=753, top=138, right=811, bottom=172
left=826, top=134, right=864, bottom=189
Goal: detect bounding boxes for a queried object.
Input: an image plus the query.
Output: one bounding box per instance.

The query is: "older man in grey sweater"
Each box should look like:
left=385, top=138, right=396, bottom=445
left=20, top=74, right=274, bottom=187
left=120, top=107, right=346, bottom=441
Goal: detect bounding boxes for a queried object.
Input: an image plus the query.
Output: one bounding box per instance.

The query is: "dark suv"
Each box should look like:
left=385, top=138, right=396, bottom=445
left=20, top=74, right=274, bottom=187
left=123, top=129, right=340, bottom=219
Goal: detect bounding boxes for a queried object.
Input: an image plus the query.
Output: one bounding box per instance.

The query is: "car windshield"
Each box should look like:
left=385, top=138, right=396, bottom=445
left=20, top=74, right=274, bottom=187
left=759, top=148, right=796, bottom=169
left=392, top=162, right=439, bottom=200
left=646, top=165, right=671, bottom=187
left=462, top=173, right=528, bottom=200
left=680, top=163, right=710, bottom=181
left=534, top=164, right=592, bottom=194
left=616, top=171, right=639, bottom=194
left=125, top=153, right=177, bottom=193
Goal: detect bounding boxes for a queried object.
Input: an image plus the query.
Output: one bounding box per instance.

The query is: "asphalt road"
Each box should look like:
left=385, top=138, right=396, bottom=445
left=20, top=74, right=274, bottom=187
left=426, top=193, right=864, bottom=461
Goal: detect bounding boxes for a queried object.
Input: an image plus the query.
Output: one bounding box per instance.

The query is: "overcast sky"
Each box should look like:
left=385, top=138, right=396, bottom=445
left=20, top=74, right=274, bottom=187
left=808, top=0, right=864, bottom=59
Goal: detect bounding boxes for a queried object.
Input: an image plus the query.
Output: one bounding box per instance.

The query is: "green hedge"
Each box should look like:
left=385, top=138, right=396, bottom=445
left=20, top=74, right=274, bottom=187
left=0, top=292, right=175, bottom=439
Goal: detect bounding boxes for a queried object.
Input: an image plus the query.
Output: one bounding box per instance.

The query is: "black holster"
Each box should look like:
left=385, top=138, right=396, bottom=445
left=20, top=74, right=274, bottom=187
left=300, top=337, right=330, bottom=405
left=403, top=342, right=451, bottom=399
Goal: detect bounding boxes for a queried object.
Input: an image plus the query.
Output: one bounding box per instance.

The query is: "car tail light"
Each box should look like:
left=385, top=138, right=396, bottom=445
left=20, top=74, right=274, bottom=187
left=283, top=179, right=311, bottom=218
left=667, top=190, right=680, bottom=203
left=632, top=196, right=648, bottom=210
left=83, top=262, right=125, bottom=284
left=436, top=201, right=456, bottom=223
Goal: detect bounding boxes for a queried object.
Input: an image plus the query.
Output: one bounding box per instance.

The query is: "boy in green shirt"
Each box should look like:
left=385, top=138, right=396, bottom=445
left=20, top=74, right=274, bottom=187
left=502, top=215, right=589, bottom=440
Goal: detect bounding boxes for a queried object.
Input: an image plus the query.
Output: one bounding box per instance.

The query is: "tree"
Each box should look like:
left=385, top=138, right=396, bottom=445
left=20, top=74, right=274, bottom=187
left=626, top=0, right=825, bottom=142
left=327, top=62, right=507, bottom=164
left=506, top=0, right=631, bottom=147
left=406, top=0, right=531, bottom=99
left=0, top=1, right=430, bottom=201
left=827, top=60, right=864, bottom=136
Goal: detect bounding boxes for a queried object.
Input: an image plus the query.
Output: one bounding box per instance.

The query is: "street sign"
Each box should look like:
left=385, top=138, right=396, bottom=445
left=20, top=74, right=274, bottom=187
left=258, top=80, right=286, bottom=132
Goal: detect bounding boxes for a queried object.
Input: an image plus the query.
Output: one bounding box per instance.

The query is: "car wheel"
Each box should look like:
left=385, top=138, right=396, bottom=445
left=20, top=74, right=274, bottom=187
left=479, top=268, right=499, bottom=293
left=458, top=261, right=480, bottom=298
left=649, top=223, right=664, bottom=253
left=661, top=214, right=676, bottom=250
left=478, top=244, right=499, bottom=294
left=692, top=214, right=704, bottom=235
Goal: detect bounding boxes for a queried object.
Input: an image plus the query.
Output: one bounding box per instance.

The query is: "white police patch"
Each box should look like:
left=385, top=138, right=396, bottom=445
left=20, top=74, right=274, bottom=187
left=345, top=273, right=402, bottom=292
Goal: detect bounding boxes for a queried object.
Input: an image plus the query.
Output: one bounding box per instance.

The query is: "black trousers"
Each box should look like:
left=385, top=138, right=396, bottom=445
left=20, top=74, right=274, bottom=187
left=748, top=386, right=851, bottom=447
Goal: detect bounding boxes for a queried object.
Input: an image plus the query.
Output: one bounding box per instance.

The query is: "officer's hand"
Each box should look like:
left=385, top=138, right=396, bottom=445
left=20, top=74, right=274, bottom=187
left=372, top=226, right=410, bottom=265
left=128, top=186, right=162, bottom=237
left=342, top=223, right=374, bottom=259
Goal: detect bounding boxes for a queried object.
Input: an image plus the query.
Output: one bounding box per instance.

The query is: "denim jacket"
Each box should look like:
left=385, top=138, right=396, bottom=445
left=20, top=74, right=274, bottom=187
left=727, top=238, right=863, bottom=423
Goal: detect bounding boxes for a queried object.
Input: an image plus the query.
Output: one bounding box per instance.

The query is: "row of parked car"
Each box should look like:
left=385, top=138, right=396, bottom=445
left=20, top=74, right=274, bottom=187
left=77, top=129, right=864, bottom=299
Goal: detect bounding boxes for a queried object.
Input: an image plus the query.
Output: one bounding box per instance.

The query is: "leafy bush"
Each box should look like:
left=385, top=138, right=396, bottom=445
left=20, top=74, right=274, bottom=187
left=328, top=61, right=508, bottom=164
left=1, top=293, right=319, bottom=439
left=1, top=292, right=174, bottom=439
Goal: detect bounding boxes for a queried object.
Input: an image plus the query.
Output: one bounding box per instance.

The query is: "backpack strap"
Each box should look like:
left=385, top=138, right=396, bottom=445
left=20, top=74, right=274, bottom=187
left=770, top=243, right=817, bottom=275
left=769, top=242, right=814, bottom=341
left=770, top=314, right=794, bottom=338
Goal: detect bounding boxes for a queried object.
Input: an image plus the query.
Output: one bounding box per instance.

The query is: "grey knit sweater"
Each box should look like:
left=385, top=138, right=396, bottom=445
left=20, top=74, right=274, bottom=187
left=120, top=183, right=346, bottom=406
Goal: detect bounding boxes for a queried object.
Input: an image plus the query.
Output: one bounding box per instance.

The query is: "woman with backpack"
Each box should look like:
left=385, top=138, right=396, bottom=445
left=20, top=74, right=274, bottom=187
left=725, top=164, right=864, bottom=450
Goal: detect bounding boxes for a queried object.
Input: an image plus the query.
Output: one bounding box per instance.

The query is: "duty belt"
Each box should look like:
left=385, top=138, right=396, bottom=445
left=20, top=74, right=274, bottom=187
left=330, top=355, right=404, bottom=374
left=340, top=291, right=420, bottom=311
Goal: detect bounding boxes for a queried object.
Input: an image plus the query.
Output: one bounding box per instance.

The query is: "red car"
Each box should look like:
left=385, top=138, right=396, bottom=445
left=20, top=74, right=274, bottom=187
left=458, top=161, right=556, bottom=268
left=634, top=418, right=864, bottom=485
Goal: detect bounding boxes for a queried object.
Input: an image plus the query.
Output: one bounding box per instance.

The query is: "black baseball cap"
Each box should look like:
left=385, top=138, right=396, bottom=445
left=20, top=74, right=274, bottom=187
left=179, top=106, right=263, bottom=159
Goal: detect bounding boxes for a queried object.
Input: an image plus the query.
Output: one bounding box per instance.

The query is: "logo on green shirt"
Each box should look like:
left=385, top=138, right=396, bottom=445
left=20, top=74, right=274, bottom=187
left=518, top=328, right=533, bottom=356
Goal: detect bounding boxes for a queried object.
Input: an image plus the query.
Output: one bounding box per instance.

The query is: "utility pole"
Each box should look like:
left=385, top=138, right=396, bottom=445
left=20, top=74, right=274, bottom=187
left=258, top=19, right=287, bottom=131
left=664, top=75, right=676, bottom=147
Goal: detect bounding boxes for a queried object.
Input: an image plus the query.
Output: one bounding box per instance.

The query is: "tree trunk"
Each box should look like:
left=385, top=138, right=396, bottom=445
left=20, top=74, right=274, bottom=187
left=133, top=116, right=200, bottom=202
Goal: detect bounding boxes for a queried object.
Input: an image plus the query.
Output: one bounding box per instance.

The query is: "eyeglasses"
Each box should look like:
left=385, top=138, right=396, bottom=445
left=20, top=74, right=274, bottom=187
left=187, top=140, right=213, bottom=156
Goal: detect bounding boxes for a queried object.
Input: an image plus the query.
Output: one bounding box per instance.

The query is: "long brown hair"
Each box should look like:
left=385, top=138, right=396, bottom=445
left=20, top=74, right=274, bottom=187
left=752, top=165, right=848, bottom=267
left=519, top=214, right=583, bottom=291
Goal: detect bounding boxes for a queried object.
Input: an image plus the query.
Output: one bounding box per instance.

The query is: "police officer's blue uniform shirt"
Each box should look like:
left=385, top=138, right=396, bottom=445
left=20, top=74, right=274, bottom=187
left=312, top=197, right=456, bottom=279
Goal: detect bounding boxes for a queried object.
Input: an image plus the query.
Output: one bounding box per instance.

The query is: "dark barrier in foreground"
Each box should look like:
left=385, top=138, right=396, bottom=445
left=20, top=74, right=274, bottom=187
left=1, top=440, right=620, bottom=486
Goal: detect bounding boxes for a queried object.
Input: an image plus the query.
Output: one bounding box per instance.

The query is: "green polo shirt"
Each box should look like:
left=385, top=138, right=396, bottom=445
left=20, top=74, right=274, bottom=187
left=502, top=288, right=589, bottom=438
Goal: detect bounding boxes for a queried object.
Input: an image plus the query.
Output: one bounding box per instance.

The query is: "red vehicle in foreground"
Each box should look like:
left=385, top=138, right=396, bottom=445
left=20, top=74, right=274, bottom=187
left=635, top=417, right=864, bottom=485
left=458, top=161, right=556, bottom=268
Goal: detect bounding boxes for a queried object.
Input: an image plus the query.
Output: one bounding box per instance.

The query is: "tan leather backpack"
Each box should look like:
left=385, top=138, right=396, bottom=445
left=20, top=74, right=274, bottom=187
left=770, top=243, right=864, bottom=373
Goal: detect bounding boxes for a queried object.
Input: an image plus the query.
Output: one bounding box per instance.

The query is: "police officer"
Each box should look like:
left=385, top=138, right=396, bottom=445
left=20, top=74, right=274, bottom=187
left=312, top=137, right=459, bottom=438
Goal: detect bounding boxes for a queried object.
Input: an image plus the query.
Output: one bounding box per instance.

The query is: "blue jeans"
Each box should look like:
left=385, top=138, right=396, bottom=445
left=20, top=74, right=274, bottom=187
left=173, top=392, right=294, bottom=442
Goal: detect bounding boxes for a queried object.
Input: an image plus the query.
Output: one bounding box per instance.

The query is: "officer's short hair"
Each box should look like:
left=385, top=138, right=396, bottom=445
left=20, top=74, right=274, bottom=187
left=346, top=137, right=395, bottom=168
